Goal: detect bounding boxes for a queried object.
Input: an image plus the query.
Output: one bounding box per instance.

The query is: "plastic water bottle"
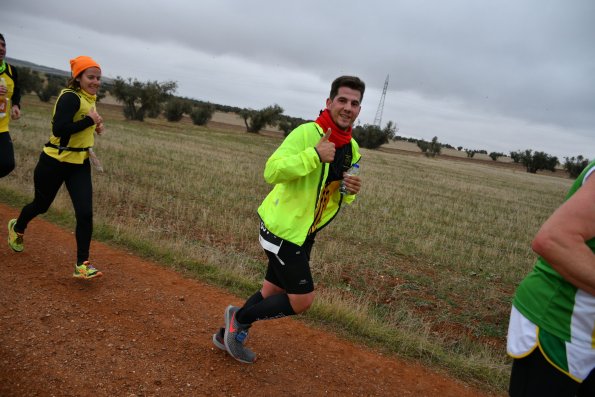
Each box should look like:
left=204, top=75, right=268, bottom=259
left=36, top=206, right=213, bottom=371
left=340, top=163, right=360, bottom=195
left=0, top=77, right=7, bottom=119
left=88, top=148, right=104, bottom=172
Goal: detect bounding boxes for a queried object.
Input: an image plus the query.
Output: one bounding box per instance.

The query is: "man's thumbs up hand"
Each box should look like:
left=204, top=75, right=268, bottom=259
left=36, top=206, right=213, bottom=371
left=315, top=128, right=336, bottom=163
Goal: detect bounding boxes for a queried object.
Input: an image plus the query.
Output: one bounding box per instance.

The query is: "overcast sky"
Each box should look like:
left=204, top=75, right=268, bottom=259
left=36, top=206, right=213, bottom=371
left=2, top=0, right=594, bottom=159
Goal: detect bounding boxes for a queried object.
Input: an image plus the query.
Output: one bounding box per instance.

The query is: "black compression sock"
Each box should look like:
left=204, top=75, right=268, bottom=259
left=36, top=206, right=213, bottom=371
left=243, top=291, right=264, bottom=309
left=236, top=293, right=295, bottom=324
left=235, top=291, right=264, bottom=324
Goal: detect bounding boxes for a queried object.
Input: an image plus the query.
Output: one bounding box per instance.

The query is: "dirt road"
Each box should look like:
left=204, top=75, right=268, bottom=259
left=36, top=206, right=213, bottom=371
left=0, top=203, right=501, bottom=396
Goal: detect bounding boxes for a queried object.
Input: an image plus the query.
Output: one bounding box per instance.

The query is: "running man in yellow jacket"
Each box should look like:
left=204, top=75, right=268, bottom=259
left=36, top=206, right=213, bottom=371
left=213, top=76, right=365, bottom=363
left=0, top=33, right=22, bottom=178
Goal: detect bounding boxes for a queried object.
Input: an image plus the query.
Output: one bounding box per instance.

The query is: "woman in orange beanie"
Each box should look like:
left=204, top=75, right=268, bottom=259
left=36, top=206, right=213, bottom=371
left=8, top=55, right=106, bottom=279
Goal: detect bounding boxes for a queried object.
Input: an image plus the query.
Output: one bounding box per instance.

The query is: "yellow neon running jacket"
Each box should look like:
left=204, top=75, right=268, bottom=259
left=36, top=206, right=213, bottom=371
left=257, top=121, right=361, bottom=246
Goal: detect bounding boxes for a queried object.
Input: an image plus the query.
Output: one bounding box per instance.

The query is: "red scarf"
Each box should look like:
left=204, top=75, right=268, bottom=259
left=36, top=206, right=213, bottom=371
left=315, top=109, right=352, bottom=148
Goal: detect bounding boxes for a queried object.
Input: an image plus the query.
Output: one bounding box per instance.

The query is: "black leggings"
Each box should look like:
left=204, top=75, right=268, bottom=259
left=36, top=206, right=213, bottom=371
left=0, top=132, right=16, bottom=178
left=16, top=152, right=93, bottom=264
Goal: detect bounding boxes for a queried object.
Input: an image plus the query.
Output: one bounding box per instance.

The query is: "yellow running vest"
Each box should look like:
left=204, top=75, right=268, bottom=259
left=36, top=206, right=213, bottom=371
left=0, top=63, right=17, bottom=133
left=43, top=88, right=97, bottom=164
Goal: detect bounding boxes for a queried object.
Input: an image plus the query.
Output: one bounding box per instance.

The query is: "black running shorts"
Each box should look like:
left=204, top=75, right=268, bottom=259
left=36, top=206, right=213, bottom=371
left=260, top=220, right=315, bottom=294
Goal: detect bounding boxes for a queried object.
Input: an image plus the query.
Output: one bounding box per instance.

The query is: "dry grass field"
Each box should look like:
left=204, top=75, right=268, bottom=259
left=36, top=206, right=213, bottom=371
left=0, top=94, right=573, bottom=393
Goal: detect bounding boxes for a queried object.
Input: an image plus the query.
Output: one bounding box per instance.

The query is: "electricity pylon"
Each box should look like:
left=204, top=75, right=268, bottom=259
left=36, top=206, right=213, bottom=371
left=373, top=75, right=389, bottom=127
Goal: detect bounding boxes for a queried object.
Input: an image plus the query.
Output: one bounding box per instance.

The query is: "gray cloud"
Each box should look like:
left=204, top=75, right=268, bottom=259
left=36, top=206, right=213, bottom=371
left=2, top=0, right=593, bottom=158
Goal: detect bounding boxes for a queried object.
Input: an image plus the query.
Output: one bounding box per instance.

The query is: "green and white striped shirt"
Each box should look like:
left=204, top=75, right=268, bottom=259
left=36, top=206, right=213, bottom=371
left=509, top=160, right=595, bottom=382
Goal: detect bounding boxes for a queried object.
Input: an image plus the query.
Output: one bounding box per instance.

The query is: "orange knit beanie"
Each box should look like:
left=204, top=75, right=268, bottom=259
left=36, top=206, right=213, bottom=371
left=70, top=56, right=101, bottom=78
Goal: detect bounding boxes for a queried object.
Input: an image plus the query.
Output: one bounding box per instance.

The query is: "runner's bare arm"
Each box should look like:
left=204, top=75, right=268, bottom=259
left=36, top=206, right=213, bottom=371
left=531, top=174, right=595, bottom=295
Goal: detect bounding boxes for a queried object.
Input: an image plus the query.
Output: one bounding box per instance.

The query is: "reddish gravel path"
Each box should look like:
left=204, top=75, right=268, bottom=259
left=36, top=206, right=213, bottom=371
left=0, top=203, right=502, bottom=396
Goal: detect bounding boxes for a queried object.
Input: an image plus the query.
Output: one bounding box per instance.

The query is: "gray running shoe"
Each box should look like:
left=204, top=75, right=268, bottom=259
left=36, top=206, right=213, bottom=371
left=213, top=311, right=251, bottom=351
left=224, top=305, right=256, bottom=363
left=212, top=327, right=225, bottom=351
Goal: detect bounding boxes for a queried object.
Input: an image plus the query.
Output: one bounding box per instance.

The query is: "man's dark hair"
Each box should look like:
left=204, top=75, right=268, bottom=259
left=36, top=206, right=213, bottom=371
left=329, top=76, right=365, bottom=102
left=0, top=33, right=5, bottom=44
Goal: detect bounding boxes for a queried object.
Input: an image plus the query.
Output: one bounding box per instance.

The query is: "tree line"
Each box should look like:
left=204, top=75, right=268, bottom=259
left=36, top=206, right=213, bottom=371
left=16, top=66, right=590, bottom=178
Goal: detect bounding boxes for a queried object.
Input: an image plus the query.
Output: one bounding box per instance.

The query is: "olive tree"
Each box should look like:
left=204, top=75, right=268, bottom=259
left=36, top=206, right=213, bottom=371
left=110, top=77, right=177, bottom=121
left=352, top=121, right=398, bottom=149
left=239, top=104, right=284, bottom=133
left=564, top=155, right=590, bottom=178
